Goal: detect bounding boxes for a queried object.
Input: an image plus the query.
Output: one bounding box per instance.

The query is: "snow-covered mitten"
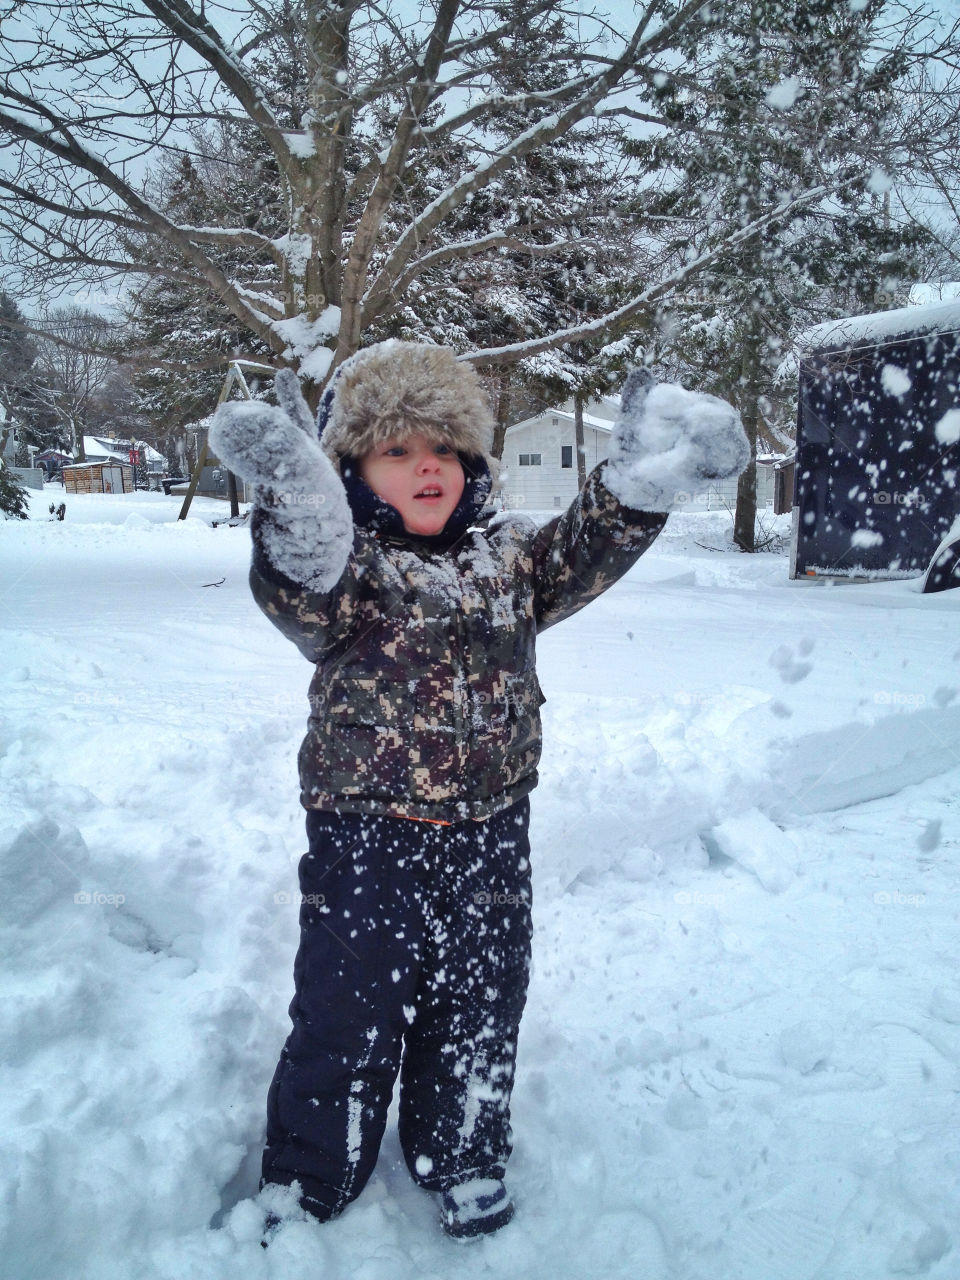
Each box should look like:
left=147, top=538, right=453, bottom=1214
left=208, top=368, right=353, bottom=591
left=603, top=368, right=750, bottom=512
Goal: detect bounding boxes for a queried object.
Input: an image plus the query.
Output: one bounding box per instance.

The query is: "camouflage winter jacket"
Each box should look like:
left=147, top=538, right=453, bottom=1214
left=250, top=463, right=666, bottom=822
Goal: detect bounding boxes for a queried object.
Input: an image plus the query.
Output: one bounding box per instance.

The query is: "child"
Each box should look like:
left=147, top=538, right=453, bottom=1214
left=209, top=342, right=748, bottom=1241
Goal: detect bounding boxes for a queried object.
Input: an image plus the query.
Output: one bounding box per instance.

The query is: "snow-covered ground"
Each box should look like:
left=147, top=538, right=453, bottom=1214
left=3, top=488, right=960, bottom=1280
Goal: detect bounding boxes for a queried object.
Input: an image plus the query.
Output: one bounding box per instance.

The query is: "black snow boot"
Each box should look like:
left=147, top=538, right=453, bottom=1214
left=440, top=1179, right=515, bottom=1241
left=260, top=1211, right=282, bottom=1249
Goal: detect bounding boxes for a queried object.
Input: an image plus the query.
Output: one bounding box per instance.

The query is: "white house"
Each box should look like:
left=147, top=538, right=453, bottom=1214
left=83, top=436, right=165, bottom=473
left=498, top=396, right=776, bottom=514
left=1, top=406, right=44, bottom=490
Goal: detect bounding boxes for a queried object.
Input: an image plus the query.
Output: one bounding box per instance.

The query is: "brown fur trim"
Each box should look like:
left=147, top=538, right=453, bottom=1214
left=321, top=342, right=496, bottom=472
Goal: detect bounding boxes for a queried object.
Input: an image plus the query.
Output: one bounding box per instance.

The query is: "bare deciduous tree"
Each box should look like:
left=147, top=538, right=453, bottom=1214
left=35, top=307, right=117, bottom=459
left=1, top=0, right=893, bottom=402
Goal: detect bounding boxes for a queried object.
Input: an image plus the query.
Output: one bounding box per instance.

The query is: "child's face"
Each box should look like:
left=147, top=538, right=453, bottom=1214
left=359, top=432, right=466, bottom=535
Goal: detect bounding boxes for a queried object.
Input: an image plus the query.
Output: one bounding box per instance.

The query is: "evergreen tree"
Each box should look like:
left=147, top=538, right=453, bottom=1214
left=0, top=462, right=30, bottom=519
left=472, top=0, right=635, bottom=406
left=0, top=292, right=38, bottom=421
left=627, top=0, right=929, bottom=548
left=364, top=1, right=638, bottom=456
left=123, top=148, right=275, bottom=452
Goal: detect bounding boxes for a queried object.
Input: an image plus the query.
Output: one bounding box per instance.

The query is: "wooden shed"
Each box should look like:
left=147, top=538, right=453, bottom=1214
left=62, top=461, right=134, bottom=495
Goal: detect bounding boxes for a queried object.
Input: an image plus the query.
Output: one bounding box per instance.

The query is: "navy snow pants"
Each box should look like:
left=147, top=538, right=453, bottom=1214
left=261, top=796, right=533, bottom=1220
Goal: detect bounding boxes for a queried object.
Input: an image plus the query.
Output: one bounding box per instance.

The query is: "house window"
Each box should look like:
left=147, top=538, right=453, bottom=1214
left=518, top=453, right=542, bottom=466
left=561, top=445, right=573, bottom=468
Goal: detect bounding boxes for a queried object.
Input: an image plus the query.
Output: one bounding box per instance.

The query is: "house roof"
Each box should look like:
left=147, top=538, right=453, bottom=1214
left=83, top=436, right=164, bottom=463
left=799, top=298, right=960, bottom=354
left=505, top=398, right=618, bottom=438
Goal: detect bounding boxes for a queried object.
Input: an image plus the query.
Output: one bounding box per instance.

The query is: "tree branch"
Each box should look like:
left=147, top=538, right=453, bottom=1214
left=140, top=0, right=298, bottom=182
left=360, top=0, right=714, bottom=329
left=462, top=178, right=851, bottom=369
left=0, top=104, right=286, bottom=353
left=336, top=0, right=463, bottom=357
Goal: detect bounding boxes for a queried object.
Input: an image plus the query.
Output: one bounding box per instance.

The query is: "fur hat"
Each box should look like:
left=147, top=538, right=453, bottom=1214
left=319, top=340, right=499, bottom=488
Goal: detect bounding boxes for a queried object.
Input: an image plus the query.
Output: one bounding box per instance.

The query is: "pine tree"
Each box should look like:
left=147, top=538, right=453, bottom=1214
left=364, top=1, right=638, bottom=456
left=0, top=463, right=30, bottom=519
left=123, top=147, right=276, bottom=453
left=0, top=292, right=38, bottom=419
left=626, top=0, right=930, bottom=549
left=471, top=0, right=634, bottom=405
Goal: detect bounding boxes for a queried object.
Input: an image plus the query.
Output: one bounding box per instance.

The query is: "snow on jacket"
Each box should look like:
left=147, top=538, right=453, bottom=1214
left=250, top=463, right=666, bottom=823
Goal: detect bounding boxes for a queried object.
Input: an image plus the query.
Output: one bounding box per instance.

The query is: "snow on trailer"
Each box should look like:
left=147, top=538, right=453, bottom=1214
left=790, top=298, right=960, bottom=582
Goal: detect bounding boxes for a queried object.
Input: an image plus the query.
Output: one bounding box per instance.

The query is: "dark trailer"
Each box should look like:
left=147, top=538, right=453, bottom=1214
left=791, top=299, right=960, bottom=583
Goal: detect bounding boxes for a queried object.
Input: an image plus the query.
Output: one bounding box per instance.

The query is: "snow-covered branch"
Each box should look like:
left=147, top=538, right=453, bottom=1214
left=368, top=229, right=606, bottom=311
left=2, top=0, right=950, bottom=405
left=462, top=179, right=850, bottom=369
left=0, top=103, right=284, bottom=352
left=358, top=0, right=710, bottom=332
left=140, top=0, right=298, bottom=181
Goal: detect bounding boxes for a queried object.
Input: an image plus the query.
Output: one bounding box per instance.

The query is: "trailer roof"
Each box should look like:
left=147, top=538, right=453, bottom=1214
left=799, top=298, right=960, bottom=354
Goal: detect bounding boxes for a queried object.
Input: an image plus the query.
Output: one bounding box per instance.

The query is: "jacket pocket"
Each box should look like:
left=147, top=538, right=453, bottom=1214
left=319, top=676, right=460, bottom=802
left=326, top=677, right=407, bottom=726
left=505, top=670, right=546, bottom=756
left=470, top=670, right=545, bottom=794
left=312, top=677, right=413, bottom=797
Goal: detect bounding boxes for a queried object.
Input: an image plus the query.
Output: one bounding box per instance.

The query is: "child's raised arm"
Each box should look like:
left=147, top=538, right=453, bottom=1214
left=210, top=369, right=363, bottom=663
left=532, top=370, right=749, bottom=632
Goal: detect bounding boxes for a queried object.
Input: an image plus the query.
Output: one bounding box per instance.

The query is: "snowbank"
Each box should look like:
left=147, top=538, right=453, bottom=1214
left=2, top=492, right=959, bottom=1279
